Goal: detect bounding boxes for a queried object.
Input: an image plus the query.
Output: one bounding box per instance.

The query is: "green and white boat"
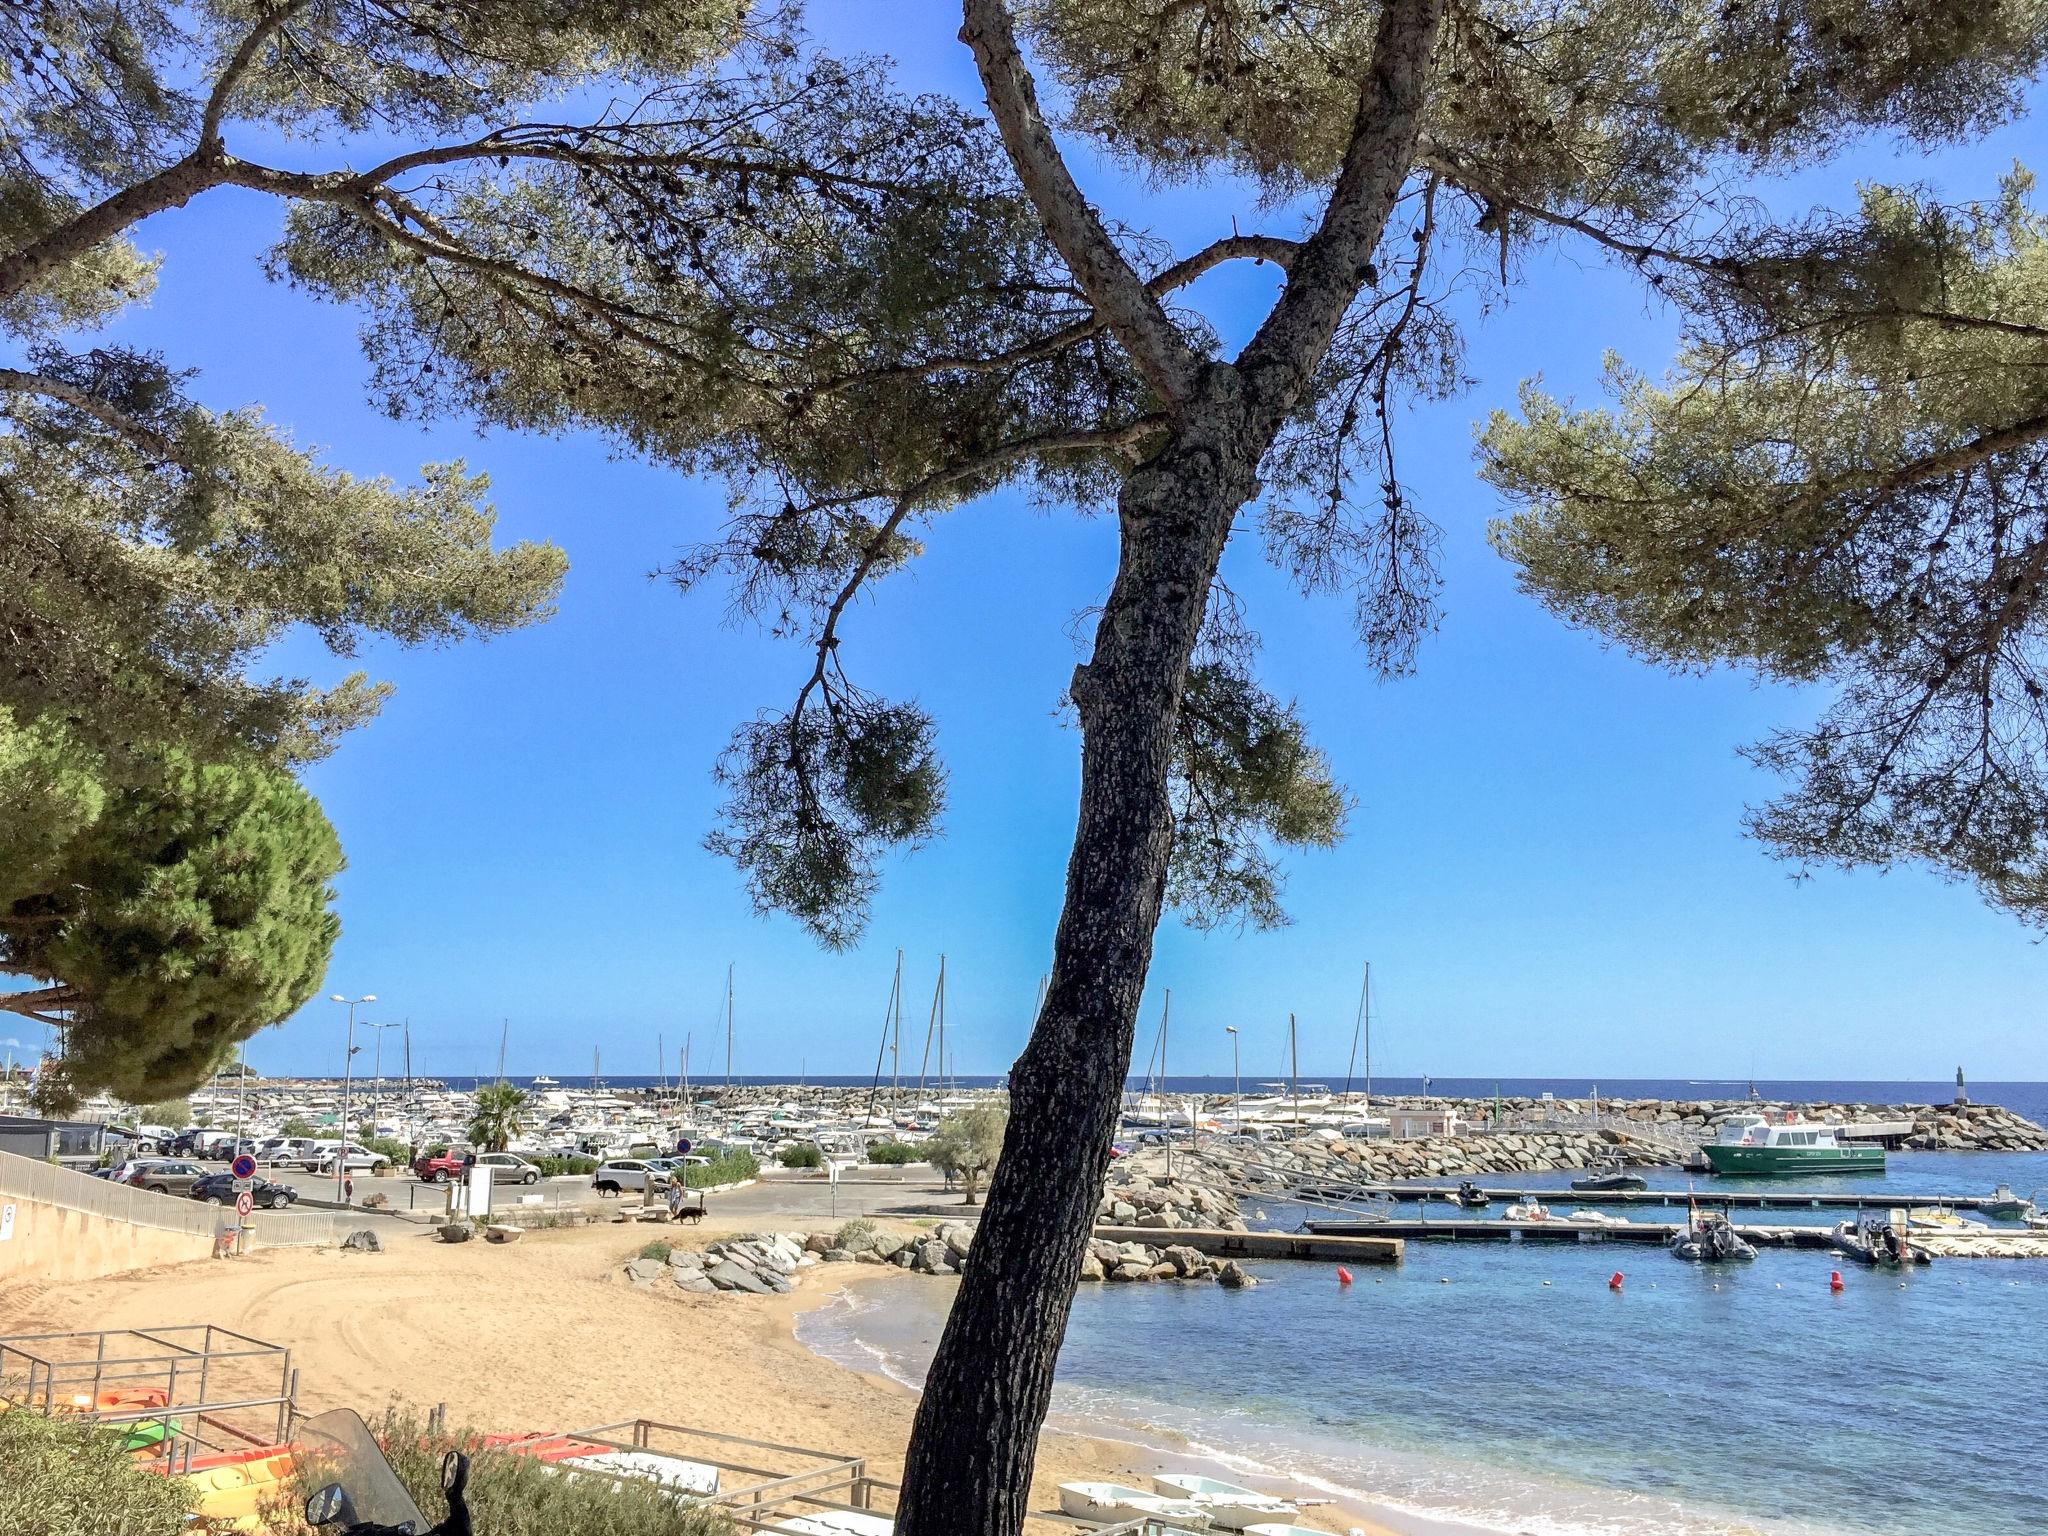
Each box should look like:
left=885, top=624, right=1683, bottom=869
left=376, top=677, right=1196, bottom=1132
left=1702, top=1114, right=1885, bottom=1175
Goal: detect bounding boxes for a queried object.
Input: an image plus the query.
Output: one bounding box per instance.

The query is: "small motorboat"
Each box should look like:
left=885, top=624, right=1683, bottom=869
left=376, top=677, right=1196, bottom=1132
left=2025, top=1208, right=2048, bottom=1232
left=1565, top=1207, right=1635, bottom=1228
left=1503, top=1198, right=1551, bottom=1222
left=1447, top=1180, right=1490, bottom=1209
left=1983, top=1184, right=2035, bottom=1222
left=1905, top=1205, right=1985, bottom=1231
left=1059, top=1482, right=1214, bottom=1529
left=1669, top=1212, right=1757, bottom=1262
left=1152, top=1474, right=1299, bottom=1530
left=1570, top=1161, right=1646, bottom=1193
left=1832, top=1217, right=1929, bottom=1267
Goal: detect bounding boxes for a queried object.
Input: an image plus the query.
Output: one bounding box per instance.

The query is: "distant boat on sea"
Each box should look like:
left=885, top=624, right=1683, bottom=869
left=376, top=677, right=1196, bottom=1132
left=531, top=1074, right=559, bottom=1088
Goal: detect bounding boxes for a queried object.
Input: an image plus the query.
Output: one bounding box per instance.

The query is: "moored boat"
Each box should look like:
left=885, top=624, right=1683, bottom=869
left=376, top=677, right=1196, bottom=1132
left=1570, top=1160, right=1647, bottom=1193
left=1832, top=1216, right=1929, bottom=1267
left=1983, top=1184, right=2035, bottom=1221
left=1700, top=1115, right=1884, bottom=1176
left=1152, top=1474, right=1300, bottom=1530
left=1503, top=1198, right=1551, bottom=1222
left=1059, top=1481, right=1213, bottom=1528
left=1447, top=1180, right=1490, bottom=1209
left=1669, top=1210, right=1757, bottom=1262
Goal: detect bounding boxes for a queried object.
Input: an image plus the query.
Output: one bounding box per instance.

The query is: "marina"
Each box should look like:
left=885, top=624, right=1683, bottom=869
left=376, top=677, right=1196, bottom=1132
left=1300, top=1181, right=2031, bottom=1211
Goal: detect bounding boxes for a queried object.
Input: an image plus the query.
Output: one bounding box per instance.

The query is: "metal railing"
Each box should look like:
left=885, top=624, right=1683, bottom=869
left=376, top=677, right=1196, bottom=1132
left=0, top=1149, right=226, bottom=1237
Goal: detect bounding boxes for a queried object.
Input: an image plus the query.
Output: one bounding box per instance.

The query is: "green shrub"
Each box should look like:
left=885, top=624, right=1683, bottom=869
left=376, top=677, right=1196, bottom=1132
left=0, top=1408, right=209, bottom=1536
left=360, top=1135, right=410, bottom=1164
left=865, top=1141, right=918, bottom=1165
left=276, top=1408, right=731, bottom=1536
left=280, top=1116, right=316, bottom=1138
left=685, top=1150, right=759, bottom=1188
left=535, top=1154, right=598, bottom=1177
left=425, top=1142, right=451, bottom=1158
left=777, top=1143, right=823, bottom=1168
left=638, top=1240, right=673, bottom=1262
left=835, top=1218, right=878, bottom=1250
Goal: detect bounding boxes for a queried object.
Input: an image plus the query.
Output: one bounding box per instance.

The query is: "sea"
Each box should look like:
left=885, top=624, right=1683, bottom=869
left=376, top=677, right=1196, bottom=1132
left=778, top=1078, right=2048, bottom=1536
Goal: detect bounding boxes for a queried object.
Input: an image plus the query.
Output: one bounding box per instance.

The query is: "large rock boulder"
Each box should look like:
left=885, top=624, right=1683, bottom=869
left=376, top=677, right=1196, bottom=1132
left=624, top=1257, right=667, bottom=1286
left=706, top=1259, right=772, bottom=1294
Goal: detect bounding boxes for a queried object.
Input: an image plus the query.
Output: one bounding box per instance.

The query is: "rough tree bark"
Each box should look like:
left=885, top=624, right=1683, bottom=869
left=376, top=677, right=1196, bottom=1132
left=894, top=3, right=1444, bottom=1532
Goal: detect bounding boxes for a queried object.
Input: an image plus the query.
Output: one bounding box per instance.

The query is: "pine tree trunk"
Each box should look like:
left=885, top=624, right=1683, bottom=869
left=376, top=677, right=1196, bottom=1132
left=894, top=371, right=1264, bottom=1536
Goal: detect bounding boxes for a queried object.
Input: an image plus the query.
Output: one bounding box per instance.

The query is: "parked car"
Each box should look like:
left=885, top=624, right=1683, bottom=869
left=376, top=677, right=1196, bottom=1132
left=307, top=1142, right=392, bottom=1175
left=260, top=1137, right=318, bottom=1166
left=413, top=1149, right=468, bottom=1182
left=472, top=1152, right=541, bottom=1185
left=190, top=1172, right=298, bottom=1209
left=114, top=1159, right=210, bottom=1196
left=591, top=1158, right=670, bottom=1196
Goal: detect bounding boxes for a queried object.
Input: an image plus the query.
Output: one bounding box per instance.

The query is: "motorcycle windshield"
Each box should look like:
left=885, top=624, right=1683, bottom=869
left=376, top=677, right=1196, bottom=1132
left=298, top=1407, right=428, bottom=1532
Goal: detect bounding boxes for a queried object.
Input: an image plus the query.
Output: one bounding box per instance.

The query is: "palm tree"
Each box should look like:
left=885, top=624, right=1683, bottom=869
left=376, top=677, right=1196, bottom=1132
left=466, top=1083, right=528, bottom=1152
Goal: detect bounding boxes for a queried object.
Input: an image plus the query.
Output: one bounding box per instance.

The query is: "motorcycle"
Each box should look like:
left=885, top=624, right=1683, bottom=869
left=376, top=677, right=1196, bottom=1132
left=300, top=1407, right=472, bottom=1536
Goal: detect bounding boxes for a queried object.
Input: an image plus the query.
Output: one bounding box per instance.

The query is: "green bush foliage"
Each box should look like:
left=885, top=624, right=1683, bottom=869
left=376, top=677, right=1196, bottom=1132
left=359, top=1135, right=410, bottom=1164
left=864, top=1141, right=917, bottom=1165
left=685, top=1150, right=759, bottom=1188
left=638, top=1240, right=673, bottom=1261
left=280, top=1117, right=316, bottom=1138
left=835, top=1218, right=878, bottom=1249
left=777, top=1143, right=824, bottom=1168
left=0, top=1408, right=210, bottom=1536
left=535, top=1154, right=598, bottom=1177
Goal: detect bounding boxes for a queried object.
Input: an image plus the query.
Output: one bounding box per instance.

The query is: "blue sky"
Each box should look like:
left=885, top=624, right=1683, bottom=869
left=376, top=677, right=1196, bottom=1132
left=12, top=9, right=2047, bottom=1085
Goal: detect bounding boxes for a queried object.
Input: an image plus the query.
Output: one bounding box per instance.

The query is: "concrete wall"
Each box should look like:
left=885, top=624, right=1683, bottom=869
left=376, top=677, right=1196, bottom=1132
left=0, top=1192, right=217, bottom=1286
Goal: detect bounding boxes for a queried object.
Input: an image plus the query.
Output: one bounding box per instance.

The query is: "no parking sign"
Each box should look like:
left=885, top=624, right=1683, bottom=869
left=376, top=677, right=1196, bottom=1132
left=230, top=1153, right=257, bottom=1181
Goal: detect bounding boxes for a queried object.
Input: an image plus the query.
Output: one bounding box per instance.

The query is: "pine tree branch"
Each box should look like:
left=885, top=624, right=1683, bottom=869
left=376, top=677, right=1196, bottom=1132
left=0, top=366, right=181, bottom=462
left=1240, top=0, right=1446, bottom=425
left=201, top=0, right=311, bottom=147
left=959, top=0, right=1203, bottom=406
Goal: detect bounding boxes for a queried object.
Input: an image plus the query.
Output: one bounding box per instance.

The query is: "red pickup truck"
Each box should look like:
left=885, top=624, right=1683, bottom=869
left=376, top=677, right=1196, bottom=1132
left=413, top=1150, right=468, bottom=1182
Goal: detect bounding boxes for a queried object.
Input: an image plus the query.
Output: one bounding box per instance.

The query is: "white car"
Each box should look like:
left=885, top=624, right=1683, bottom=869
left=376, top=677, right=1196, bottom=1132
left=306, top=1141, right=392, bottom=1175
left=591, top=1158, right=671, bottom=1197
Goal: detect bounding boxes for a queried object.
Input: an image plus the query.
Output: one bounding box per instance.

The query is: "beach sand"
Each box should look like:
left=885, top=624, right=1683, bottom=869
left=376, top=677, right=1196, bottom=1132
left=0, top=1216, right=1410, bottom=1534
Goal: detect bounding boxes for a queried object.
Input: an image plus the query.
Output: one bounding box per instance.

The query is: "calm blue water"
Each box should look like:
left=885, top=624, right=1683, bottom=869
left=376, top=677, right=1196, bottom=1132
left=799, top=1148, right=2048, bottom=1536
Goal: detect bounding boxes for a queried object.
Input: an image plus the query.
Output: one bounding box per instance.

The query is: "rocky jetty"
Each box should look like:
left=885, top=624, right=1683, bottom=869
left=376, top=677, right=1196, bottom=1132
left=621, top=1219, right=983, bottom=1294
left=1095, top=1153, right=1248, bottom=1232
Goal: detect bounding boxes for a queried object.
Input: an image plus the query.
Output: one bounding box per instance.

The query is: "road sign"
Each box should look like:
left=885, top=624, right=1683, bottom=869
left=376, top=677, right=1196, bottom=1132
left=230, top=1153, right=257, bottom=1180
left=234, top=1191, right=254, bottom=1217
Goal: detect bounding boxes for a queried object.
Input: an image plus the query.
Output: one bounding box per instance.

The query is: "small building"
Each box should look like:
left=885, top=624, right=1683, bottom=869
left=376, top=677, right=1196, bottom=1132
left=1386, top=1107, right=1466, bottom=1140
left=0, top=1114, right=111, bottom=1167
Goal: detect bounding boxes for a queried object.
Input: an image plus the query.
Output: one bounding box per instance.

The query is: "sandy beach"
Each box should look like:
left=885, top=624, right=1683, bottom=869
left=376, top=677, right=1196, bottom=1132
left=0, top=1215, right=1404, bottom=1535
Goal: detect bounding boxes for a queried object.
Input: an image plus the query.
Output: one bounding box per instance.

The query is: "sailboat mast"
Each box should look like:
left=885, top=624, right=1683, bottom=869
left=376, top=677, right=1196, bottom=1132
left=724, top=961, right=734, bottom=1089
left=1363, top=962, right=1373, bottom=1110
left=657, top=1031, right=666, bottom=1096
left=1289, top=1012, right=1300, bottom=1130
left=937, top=954, right=948, bottom=1093
left=496, top=1019, right=508, bottom=1084
left=1161, top=989, right=1172, bottom=1179
left=892, top=948, right=903, bottom=1102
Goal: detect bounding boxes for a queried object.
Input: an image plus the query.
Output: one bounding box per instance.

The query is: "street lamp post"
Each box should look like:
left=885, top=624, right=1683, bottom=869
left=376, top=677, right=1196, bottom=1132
left=330, top=994, right=376, bottom=1203
left=1224, top=1025, right=1241, bottom=1134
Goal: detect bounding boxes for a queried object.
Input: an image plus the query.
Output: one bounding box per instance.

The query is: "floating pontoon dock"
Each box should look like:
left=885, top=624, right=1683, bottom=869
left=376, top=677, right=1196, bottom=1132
left=1093, top=1224, right=1403, bottom=1263
left=1323, top=1184, right=2019, bottom=1211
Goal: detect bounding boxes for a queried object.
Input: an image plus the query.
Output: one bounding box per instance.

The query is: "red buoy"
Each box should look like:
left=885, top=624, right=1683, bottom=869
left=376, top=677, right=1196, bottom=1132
left=1608, top=1271, right=1624, bottom=1290
left=1336, top=1266, right=1354, bottom=1285
left=1830, top=1270, right=1845, bottom=1293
